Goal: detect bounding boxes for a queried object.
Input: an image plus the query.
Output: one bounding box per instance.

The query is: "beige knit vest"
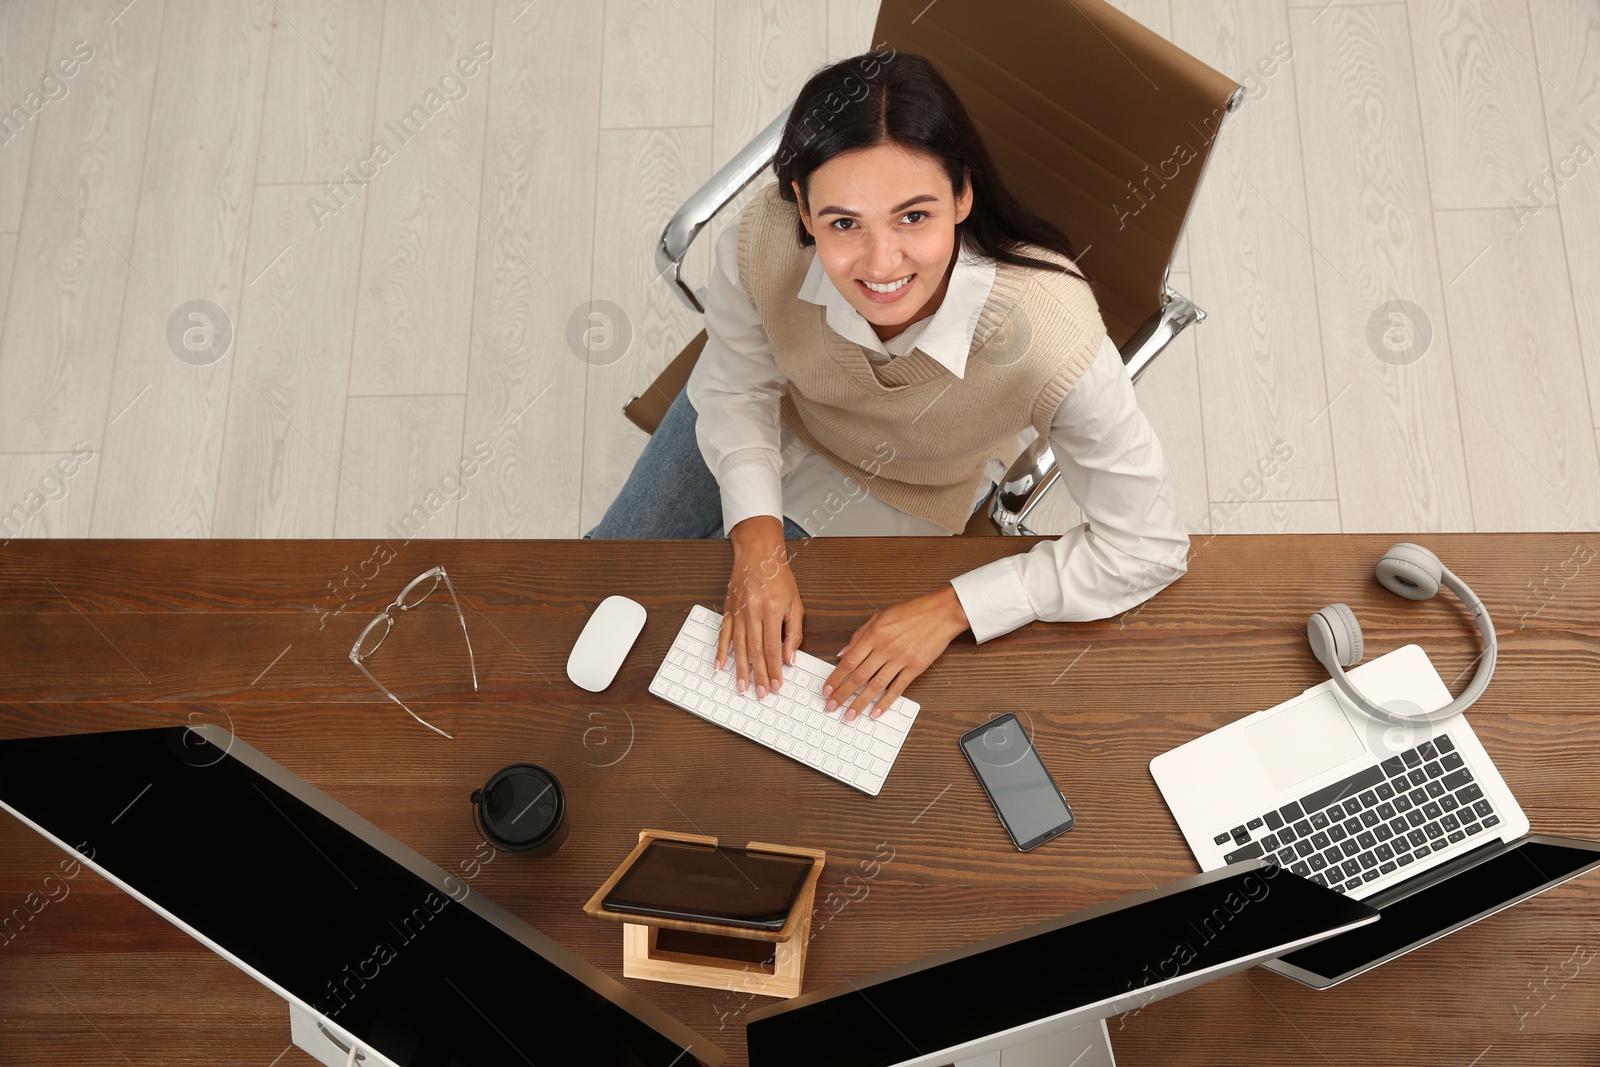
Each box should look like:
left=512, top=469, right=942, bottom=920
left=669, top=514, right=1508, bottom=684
left=735, top=180, right=1105, bottom=534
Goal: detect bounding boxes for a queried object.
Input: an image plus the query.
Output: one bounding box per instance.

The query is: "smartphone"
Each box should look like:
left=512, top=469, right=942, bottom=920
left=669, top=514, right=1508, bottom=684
left=960, top=713, right=1076, bottom=851
left=601, top=840, right=813, bottom=931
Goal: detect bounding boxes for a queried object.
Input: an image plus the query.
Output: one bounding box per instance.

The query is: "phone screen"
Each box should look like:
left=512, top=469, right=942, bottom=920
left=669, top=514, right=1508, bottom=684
left=602, top=841, right=813, bottom=930
left=961, top=714, right=1075, bottom=850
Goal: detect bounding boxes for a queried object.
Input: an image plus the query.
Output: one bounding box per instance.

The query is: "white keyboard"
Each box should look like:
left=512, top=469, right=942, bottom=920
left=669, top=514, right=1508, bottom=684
left=648, top=605, right=920, bottom=795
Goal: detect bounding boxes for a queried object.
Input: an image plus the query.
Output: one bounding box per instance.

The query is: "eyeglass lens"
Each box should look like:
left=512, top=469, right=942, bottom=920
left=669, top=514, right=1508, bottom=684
left=397, top=570, right=441, bottom=610
left=355, top=614, right=394, bottom=660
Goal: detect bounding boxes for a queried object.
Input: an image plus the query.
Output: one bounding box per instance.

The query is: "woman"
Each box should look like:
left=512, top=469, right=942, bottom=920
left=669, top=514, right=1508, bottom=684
left=586, top=50, right=1189, bottom=722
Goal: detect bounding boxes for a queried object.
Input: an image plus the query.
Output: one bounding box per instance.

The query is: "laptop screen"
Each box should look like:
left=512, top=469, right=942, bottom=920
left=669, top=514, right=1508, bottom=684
left=1271, top=837, right=1600, bottom=986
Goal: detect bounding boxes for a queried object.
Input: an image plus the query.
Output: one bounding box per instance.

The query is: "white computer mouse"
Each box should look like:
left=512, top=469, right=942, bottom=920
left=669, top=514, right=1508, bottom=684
left=566, top=595, right=648, bottom=692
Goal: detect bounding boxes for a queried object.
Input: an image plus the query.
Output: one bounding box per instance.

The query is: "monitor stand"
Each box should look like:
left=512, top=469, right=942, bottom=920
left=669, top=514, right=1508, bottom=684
left=953, top=1018, right=1114, bottom=1067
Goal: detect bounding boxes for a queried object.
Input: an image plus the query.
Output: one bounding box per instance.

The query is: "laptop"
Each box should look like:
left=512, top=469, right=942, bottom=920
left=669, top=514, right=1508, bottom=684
left=1151, top=643, right=1600, bottom=987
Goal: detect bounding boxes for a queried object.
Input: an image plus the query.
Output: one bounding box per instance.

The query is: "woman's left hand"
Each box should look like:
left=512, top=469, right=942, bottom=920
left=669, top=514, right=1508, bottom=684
left=822, top=585, right=970, bottom=720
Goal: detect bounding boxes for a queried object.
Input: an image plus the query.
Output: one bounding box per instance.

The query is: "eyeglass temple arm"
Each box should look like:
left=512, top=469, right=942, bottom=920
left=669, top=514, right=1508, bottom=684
left=439, top=572, right=479, bottom=691
left=349, top=653, right=455, bottom=740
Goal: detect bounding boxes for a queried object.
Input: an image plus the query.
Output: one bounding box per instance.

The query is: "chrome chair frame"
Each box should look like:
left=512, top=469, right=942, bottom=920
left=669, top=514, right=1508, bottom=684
left=646, top=88, right=1243, bottom=536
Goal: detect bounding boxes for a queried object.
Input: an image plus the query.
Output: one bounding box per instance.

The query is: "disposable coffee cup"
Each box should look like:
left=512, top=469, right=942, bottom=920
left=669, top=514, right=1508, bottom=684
left=471, top=763, right=569, bottom=857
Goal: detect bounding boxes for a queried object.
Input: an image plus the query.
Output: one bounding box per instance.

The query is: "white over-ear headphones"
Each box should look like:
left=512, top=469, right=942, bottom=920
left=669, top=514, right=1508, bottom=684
left=1307, top=542, right=1497, bottom=726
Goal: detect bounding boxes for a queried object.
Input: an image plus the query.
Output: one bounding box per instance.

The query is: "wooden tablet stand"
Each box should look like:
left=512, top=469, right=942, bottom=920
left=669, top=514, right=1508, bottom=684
left=583, top=829, right=826, bottom=999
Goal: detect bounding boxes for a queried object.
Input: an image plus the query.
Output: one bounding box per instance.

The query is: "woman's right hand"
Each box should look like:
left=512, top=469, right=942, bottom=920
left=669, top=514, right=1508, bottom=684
left=717, top=515, right=804, bottom=700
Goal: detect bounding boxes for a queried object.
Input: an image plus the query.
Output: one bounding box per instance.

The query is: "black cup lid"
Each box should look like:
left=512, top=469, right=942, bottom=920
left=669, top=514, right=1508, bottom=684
left=475, top=764, right=564, bottom=847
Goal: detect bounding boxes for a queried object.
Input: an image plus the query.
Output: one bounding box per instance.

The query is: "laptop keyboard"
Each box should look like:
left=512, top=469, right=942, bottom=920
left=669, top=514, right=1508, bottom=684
left=1214, top=733, right=1500, bottom=895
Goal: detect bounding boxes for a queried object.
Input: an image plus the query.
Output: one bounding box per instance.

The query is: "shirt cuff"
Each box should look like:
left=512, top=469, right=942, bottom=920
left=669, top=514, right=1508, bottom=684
left=949, top=555, right=1039, bottom=644
left=716, top=448, right=785, bottom=534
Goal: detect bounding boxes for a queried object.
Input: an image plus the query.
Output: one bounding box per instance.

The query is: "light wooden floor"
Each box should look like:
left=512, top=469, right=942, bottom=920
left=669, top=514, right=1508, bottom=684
left=0, top=0, right=1596, bottom=547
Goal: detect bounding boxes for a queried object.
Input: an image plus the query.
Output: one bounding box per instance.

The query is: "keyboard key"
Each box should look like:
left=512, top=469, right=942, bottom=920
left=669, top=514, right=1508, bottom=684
left=1344, top=878, right=1362, bottom=891
left=1394, top=794, right=1413, bottom=813
left=1359, top=790, right=1378, bottom=808
left=1484, top=815, right=1501, bottom=828
left=1311, top=831, right=1330, bottom=850
left=1407, top=810, right=1426, bottom=828
left=1279, top=801, right=1305, bottom=822
left=1393, top=834, right=1411, bottom=853
left=1442, top=751, right=1464, bottom=771
left=1357, top=830, right=1377, bottom=850
left=1377, top=801, right=1396, bottom=820
left=1447, top=830, right=1465, bottom=843
left=1398, top=853, right=1415, bottom=866
left=1402, top=749, right=1423, bottom=768
left=1389, top=776, right=1411, bottom=794
left=1231, top=825, right=1250, bottom=845
left=1425, top=822, right=1444, bottom=840
left=1360, top=810, right=1380, bottom=828
left=1341, top=841, right=1361, bottom=859
left=1298, top=766, right=1385, bottom=816
left=1375, top=843, right=1394, bottom=862
left=1457, top=783, right=1484, bottom=804
left=1261, top=833, right=1280, bottom=851
left=1441, top=795, right=1459, bottom=813
left=1277, top=847, right=1296, bottom=864
left=1473, top=799, right=1493, bottom=818
left=1359, top=851, right=1379, bottom=869
left=1374, top=824, right=1394, bottom=842
left=1442, top=769, right=1474, bottom=791
left=1247, top=817, right=1264, bottom=830
left=1310, top=810, right=1329, bottom=830
left=1409, top=787, right=1428, bottom=805
left=1414, top=845, right=1431, bottom=859
left=1311, top=873, right=1327, bottom=886
left=1435, top=734, right=1456, bottom=753
left=1426, top=781, right=1446, bottom=798
left=1295, top=840, right=1315, bottom=858
left=1280, top=827, right=1299, bottom=845
left=1329, top=824, right=1347, bottom=843
left=1343, top=799, right=1363, bottom=818
left=1362, top=870, right=1379, bottom=882
left=1342, top=860, right=1361, bottom=878
left=1380, top=756, right=1406, bottom=777
left=1309, top=853, right=1328, bottom=871
left=1264, top=810, right=1284, bottom=831
left=1323, top=847, right=1343, bottom=865
left=1291, top=861, right=1310, bottom=876
left=1408, top=768, right=1428, bottom=786
left=1423, top=801, right=1443, bottom=820
left=1418, top=741, right=1438, bottom=760
left=1343, top=818, right=1362, bottom=836
left=1293, top=819, right=1313, bottom=837
left=1466, top=822, right=1484, bottom=835
left=1424, top=760, right=1445, bottom=779
left=1379, top=861, right=1397, bottom=875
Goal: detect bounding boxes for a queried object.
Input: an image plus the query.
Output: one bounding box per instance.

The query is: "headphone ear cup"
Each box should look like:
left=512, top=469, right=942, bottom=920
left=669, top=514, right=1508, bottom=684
left=1308, top=603, right=1364, bottom=668
left=1377, top=542, right=1443, bottom=600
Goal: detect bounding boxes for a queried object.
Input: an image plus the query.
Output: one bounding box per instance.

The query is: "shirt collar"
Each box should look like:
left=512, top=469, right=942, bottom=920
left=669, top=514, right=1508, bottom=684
left=796, top=238, right=997, bottom=380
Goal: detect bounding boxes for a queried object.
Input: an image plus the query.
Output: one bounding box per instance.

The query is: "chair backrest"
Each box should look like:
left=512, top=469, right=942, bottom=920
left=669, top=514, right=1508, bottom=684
left=871, top=0, right=1239, bottom=348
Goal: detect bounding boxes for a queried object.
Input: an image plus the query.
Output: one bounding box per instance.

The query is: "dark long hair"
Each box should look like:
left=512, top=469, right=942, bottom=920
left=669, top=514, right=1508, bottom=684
left=772, top=49, right=1093, bottom=289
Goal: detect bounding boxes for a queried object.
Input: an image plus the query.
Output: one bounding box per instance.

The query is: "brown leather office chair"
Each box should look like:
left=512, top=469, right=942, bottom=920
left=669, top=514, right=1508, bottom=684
left=625, top=0, right=1242, bottom=536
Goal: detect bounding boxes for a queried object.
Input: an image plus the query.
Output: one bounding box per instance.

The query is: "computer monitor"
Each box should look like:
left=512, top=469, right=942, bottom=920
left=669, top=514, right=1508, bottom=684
left=0, top=725, right=725, bottom=1067
left=746, top=862, right=1378, bottom=1067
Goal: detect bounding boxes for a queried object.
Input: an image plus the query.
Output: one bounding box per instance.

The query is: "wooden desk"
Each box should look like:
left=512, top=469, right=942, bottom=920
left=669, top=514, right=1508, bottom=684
left=0, top=535, right=1596, bottom=1066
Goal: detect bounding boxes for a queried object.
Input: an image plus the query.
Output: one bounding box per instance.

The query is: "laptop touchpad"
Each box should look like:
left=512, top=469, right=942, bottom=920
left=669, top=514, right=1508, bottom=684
left=1245, top=692, right=1365, bottom=792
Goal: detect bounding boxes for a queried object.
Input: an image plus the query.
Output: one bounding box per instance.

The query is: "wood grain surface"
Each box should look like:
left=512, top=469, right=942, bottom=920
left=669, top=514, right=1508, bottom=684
left=0, top=533, right=1596, bottom=1066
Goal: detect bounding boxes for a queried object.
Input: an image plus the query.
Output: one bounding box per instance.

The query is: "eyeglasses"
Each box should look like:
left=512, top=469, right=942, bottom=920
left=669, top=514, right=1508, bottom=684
left=349, top=567, right=478, bottom=739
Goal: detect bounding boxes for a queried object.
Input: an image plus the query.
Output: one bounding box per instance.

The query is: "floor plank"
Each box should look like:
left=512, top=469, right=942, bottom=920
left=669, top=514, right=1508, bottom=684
left=1433, top=206, right=1600, bottom=530
left=0, top=0, right=56, bottom=233
left=1173, top=0, right=1339, bottom=507
left=345, top=0, right=494, bottom=397
left=455, top=0, right=604, bottom=539
left=254, top=0, right=384, bottom=185
left=334, top=393, right=467, bottom=539
left=1289, top=2, right=1473, bottom=532
left=1527, top=0, right=1600, bottom=430
left=0, top=0, right=163, bottom=454
left=1408, top=0, right=1551, bottom=210
left=212, top=183, right=365, bottom=537
left=90, top=0, right=275, bottom=536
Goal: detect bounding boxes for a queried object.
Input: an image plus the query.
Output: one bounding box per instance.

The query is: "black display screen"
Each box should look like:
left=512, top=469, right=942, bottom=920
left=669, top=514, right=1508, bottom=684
left=0, top=728, right=712, bottom=1067
left=746, top=866, right=1375, bottom=1067
left=1274, top=838, right=1600, bottom=983
left=603, top=841, right=813, bottom=930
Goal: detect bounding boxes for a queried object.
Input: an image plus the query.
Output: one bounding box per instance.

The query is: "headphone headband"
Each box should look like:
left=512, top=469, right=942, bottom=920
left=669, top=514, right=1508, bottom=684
left=1307, top=545, right=1497, bottom=725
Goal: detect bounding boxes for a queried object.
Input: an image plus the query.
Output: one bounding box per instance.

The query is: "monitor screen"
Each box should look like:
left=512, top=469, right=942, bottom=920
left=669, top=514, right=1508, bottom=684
left=0, top=727, right=721, bottom=1067
left=1269, top=837, right=1600, bottom=987
left=746, top=864, right=1375, bottom=1067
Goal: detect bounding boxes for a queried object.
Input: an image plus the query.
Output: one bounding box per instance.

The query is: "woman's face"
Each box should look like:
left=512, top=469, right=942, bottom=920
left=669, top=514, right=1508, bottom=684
left=792, top=145, right=973, bottom=341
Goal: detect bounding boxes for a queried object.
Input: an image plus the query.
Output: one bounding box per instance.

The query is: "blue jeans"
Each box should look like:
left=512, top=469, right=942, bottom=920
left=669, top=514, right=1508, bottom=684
left=584, top=384, right=810, bottom=540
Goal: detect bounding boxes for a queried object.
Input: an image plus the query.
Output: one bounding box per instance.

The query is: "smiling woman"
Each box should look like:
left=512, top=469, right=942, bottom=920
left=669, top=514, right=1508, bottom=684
left=587, top=51, right=1190, bottom=730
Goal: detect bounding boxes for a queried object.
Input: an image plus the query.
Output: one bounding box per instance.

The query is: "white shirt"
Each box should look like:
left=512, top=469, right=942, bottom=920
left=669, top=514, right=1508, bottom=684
left=686, top=204, right=1190, bottom=643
